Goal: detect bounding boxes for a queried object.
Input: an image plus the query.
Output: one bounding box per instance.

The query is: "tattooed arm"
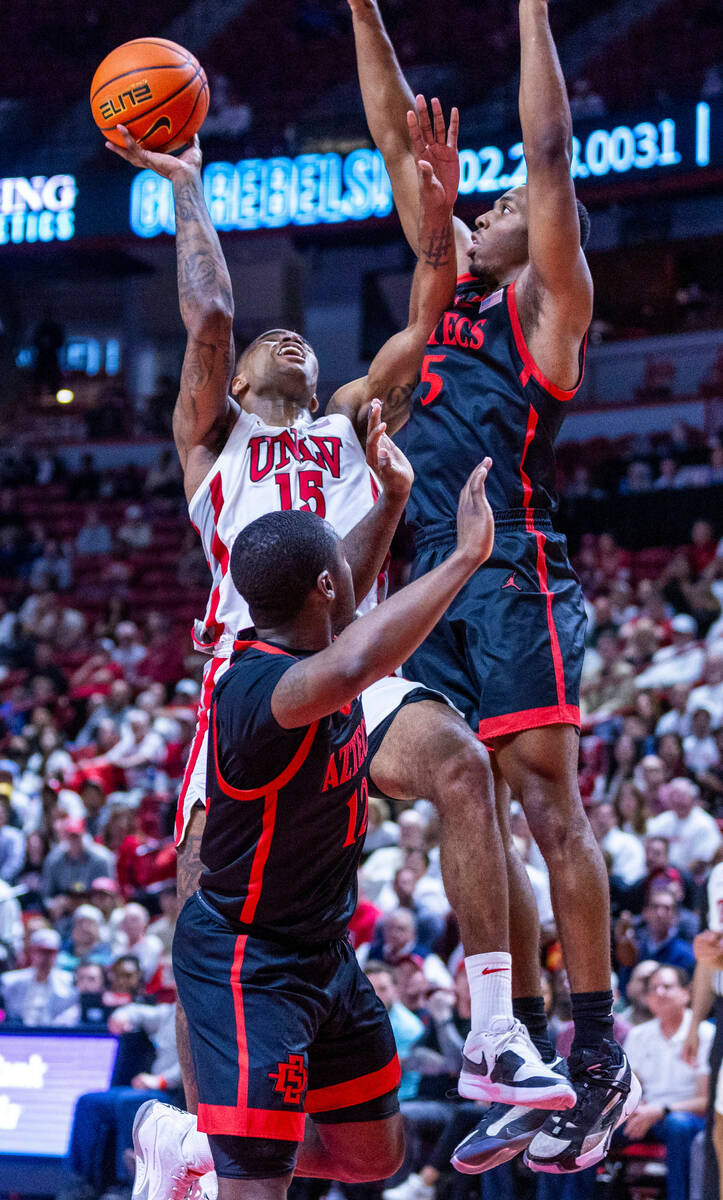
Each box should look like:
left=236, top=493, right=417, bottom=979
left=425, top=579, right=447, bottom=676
left=106, top=128, right=235, bottom=500
left=327, top=97, right=458, bottom=442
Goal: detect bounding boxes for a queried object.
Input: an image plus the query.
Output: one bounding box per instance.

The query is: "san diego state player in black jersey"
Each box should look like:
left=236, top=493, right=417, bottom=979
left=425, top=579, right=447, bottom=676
left=346, top=0, right=640, bottom=1176
left=172, top=465, right=495, bottom=1198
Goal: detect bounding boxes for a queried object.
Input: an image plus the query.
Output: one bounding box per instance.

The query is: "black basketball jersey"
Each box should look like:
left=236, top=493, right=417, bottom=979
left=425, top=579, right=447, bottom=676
left=404, top=274, right=586, bottom=534
left=200, top=637, right=369, bottom=943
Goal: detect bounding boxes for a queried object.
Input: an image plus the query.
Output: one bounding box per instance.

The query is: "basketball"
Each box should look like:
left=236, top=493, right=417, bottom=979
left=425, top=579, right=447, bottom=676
left=90, top=37, right=209, bottom=153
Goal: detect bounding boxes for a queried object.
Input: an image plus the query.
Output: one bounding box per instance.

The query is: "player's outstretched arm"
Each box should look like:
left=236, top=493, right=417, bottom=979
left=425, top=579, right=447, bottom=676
left=347, top=0, right=470, bottom=261
left=271, top=457, right=494, bottom=728
left=340, top=400, right=413, bottom=605
left=327, top=97, right=458, bottom=439
left=106, top=128, right=235, bottom=488
left=517, top=0, right=592, bottom=332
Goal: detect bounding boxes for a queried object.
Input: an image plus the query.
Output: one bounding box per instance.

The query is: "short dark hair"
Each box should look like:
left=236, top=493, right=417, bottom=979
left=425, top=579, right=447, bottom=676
left=365, top=960, right=397, bottom=984
left=648, top=963, right=690, bottom=990
left=577, top=199, right=591, bottom=250
left=230, top=510, right=339, bottom=626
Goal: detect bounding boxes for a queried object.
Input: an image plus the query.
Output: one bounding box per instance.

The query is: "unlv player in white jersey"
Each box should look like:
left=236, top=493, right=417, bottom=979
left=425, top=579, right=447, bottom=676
left=108, top=105, right=571, bottom=1199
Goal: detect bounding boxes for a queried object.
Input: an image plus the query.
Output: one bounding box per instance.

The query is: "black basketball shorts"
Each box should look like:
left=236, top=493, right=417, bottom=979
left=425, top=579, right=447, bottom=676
left=173, top=892, right=400, bottom=1176
left=404, top=510, right=587, bottom=742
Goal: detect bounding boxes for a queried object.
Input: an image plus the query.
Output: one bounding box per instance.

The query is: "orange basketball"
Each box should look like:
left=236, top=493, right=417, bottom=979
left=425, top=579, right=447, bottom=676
left=90, top=37, right=209, bottom=153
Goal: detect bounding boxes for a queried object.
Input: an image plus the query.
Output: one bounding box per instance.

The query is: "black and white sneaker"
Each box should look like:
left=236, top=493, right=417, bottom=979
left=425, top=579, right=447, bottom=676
left=458, top=1018, right=576, bottom=1110
left=451, top=1056, right=569, bottom=1174
left=524, top=1041, right=642, bottom=1174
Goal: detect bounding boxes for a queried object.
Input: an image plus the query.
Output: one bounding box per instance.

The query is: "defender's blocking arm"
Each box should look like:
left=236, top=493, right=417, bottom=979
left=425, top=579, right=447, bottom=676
left=517, top=0, right=592, bottom=331
left=106, top=128, right=236, bottom=494
left=327, top=96, right=458, bottom=440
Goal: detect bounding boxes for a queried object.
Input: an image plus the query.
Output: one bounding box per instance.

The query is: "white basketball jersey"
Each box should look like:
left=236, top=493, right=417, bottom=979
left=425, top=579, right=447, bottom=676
left=188, top=406, right=383, bottom=651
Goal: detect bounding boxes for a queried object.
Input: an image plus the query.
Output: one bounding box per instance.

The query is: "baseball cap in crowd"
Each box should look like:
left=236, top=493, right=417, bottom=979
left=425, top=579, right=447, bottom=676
left=0, top=759, right=19, bottom=779
left=90, top=877, right=119, bottom=896
left=64, top=817, right=87, bottom=836
left=30, top=928, right=61, bottom=951
left=73, top=904, right=104, bottom=925
left=671, top=613, right=697, bottom=635
left=174, top=679, right=200, bottom=698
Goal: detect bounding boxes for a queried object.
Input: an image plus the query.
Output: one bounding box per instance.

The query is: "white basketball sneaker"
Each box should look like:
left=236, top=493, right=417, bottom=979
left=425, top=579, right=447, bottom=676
left=131, top=1101, right=213, bottom=1200
left=458, top=1017, right=577, bottom=1110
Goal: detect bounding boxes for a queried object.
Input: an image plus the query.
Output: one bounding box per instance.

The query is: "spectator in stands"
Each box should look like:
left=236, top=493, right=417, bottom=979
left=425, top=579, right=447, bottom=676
left=54, top=962, right=109, bottom=1028
left=77, top=777, right=108, bottom=838
left=588, top=800, right=645, bottom=884
left=684, top=706, right=720, bottom=775
left=580, top=631, right=636, bottom=720
left=364, top=910, right=452, bottom=992
left=614, top=779, right=649, bottom=837
left=622, top=965, right=712, bottom=1200
left=144, top=448, right=182, bottom=500
left=0, top=789, right=25, bottom=881
left=624, top=835, right=695, bottom=913
left=0, top=877, right=24, bottom=971
left=636, top=612, right=706, bottom=690
left=0, top=927, right=75, bottom=1025
left=66, top=452, right=101, bottom=503
left=655, top=456, right=680, bottom=489
left=620, top=459, right=654, bottom=494
left=110, top=620, right=147, bottom=683
left=88, top=876, right=121, bottom=925
left=148, top=883, right=178, bottom=958
left=374, top=865, right=444, bottom=952
left=365, top=795, right=400, bottom=854
left=105, top=708, right=166, bottom=791
left=74, top=679, right=132, bottom=746
left=688, top=520, right=718, bottom=579
left=647, top=776, right=722, bottom=871
left=64, top=1000, right=181, bottom=1200
left=636, top=753, right=668, bottom=815
left=116, top=902, right=162, bottom=980
left=615, top=889, right=696, bottom=988
left=656, top=683, right=694, bottom=738
left=106, top=954, right=144, bottom=1007
left=361, top=809, right=428, bottom=901
left=620, top=959, right=658, bottom=1027
left=41, top=816, right=114, bottom=898
left=74, top=506, right=112, bottom=557
left=689, top=652, right=723, bottom=728
left=57, top=903, right=112, bottom=973
left=658, top=731, right=687, bottom=780
left=29, top=537, right=73, bottom=592
left=116, top=504, right=152, bottom=552
left=365, top=961, right=425, bottom=1102
left=134, top=612, right=185, bottom=689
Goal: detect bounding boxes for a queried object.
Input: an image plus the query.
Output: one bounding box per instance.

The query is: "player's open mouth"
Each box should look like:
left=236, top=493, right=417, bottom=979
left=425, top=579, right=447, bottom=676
left=277, top=345, right=306, bottom=363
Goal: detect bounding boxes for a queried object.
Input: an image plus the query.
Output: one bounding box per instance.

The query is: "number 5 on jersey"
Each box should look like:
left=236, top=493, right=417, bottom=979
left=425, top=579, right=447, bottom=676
left=275, top=469, right=326, bottom=517
left=420, top=353, right=446, bottom=406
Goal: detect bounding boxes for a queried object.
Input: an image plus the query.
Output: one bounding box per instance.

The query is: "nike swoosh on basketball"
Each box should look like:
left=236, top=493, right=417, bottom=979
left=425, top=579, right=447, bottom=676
left=139, top=115, right=172, bottom=143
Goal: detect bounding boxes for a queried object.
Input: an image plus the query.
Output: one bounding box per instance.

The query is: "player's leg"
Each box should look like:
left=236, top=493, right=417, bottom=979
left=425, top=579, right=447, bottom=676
left=176, top=802, right=207, bottom=1116
left=493, top=725, right=640, bottom=1174
left=367, top=692, right=574, bottom=1110
left=294, top=1114, right=405, bottom=1181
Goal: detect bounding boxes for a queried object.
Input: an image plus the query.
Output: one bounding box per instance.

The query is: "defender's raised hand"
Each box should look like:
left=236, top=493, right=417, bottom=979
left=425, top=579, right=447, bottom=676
left=105, top=124, right=202, bottom=181
left=455, top=457, right=494, bottom=568
left=366, top=399, right=414, bottom=502
left=407, top=96, right=460, bottom=214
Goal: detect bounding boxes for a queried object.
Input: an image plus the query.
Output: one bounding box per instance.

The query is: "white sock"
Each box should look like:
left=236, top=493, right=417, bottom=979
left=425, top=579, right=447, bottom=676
left=181, top=1125, right=214, bottom=1173
left=464, top=951, right=513, bottom=1033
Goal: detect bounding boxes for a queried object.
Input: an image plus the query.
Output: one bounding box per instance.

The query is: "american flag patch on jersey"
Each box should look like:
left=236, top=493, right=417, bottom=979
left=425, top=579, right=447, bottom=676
left=479, top=289, right=504, bottom=313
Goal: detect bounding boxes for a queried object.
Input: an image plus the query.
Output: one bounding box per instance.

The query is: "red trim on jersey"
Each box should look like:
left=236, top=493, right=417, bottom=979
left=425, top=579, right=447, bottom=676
left=456, top=272, right=476, bottom=284
left=534, top=529, right=567, bottom=708
left=232, top=639, right=292, bottom=656
left=208, top=472, right=230, bottom=572
left=478, top=704, right=581, bottom=741
left=231, top=933, right=249, bottom=1111
left=240, top=789, right=278, bottom=924
left=507, top=280, right=585, bottom=402
left=197, top=1103, right=305, bottom=1141
left=304, top=1055, right=401, bottom=1113
left=174, top=655, right=225, bottom=845
left=210, top=703, right=319, bottom=802
left=519, top=405, right=539, bottom=533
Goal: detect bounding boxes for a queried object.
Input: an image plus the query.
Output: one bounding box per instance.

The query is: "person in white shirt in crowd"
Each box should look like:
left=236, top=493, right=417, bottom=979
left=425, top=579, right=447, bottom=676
left=689, top=652, right=723, bottom=728
left=684, top=706, right=721, bottom=775
left=105, top=709, right=167, bottom=790
left=361, top=809, right=429, bottom=903
left=588, top=800, right=646, bottom=885
left=635, top=754, right=669, bottom=816
left=116, top=503, right=152, bottom=552
left=635, top=613, right=706, bottom=691
left=365, top=795, right=401, bottom=854
left=0, top=878, right=24, bottom=971
left=0, top=927, right=75, bottom=1025
left=0, top=788, right=25, bottom=882
left=656, top=683, right=694, bottom=739
left=117, top=902, right=163, bottom=980
left=148, top=883, right=179, bottom=958
left=110, top=621, right=147, bottom=683
left=647, top=777, right=722, bottom=872
left=682, top=859, right=723, bottom=1200
left=623, top=964, right=712, bottom=1200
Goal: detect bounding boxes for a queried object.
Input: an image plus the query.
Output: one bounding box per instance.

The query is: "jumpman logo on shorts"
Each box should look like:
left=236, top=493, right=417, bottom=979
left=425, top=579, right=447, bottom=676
left=501, top=572, right=522, bottom=591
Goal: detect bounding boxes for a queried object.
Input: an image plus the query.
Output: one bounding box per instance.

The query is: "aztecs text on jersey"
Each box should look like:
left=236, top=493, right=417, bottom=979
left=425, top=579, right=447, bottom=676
left=188, top=408, right=381, bottom=650
left=403, top=275, right=586, bottom=532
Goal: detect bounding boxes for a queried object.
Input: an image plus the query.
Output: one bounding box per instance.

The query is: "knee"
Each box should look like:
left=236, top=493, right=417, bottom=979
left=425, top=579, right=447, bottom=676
left=663, top=1110, right=702, bottom=1142
left=344, top=1120, right=405, bottom=1182
left=430, top=738, right=494, bottom=821
left=522, top=784, right=591, bottom=864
